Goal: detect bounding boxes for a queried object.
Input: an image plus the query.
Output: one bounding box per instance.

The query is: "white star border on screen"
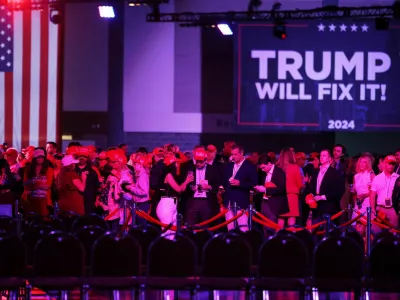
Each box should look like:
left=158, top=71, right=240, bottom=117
left=317, top=23, right=369, bottom=32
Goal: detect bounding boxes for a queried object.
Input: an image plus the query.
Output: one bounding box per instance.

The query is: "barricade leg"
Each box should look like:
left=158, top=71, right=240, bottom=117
left=233, top=202, right=238, bottom=229
left=248, top=205, right=253, bottom=229
left=347, top=204, right=352, bottom=227
left=366, top=207, right=372, bottom=256
left=131, top=202, right=137, bottom=229
left=323, top=214, right=331, bottom=237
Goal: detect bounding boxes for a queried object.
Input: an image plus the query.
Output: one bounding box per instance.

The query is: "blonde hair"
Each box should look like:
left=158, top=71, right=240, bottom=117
left=356, top=155, right=373, bottom=174
left=276, top=147, right=296, bottom=172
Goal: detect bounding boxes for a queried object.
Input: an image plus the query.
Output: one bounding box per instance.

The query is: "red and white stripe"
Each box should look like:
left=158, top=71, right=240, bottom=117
left=0, top=8, right=59, bottom=150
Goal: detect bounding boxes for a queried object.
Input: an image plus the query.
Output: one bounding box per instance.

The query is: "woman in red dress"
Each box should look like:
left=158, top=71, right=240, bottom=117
left=22, top=148, right=54, bottom=217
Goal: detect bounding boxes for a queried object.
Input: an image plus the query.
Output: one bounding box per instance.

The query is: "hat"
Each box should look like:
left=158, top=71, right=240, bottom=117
left=86, top=145, right=97, bottom=153
left=77, top=146, right=90, bottom=157
left=98, top=151, right=107, bottom=160
left=206, top=145, right=217, bottom=153
left=385, top=155, right=396, bottom=164
left=61, top=155, right=79, bottom=167
left=153, top=147, right=164, bottom=156
left=22, top=146, right=35, bottom=155
left=66, top=146, right=80, bottom=156
left=295, top=152, right=307, bottom=160
left=5, top=148, right=18, bottom=158
left=107, top=149, right=127, bottom=164
left=33, top=149, right=45, bottom=158
left=133, top=154, right=150, bottom=167
left=194, top=149, right=207, bottom=161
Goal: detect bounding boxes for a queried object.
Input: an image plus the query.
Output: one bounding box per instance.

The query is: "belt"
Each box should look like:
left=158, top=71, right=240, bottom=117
left=377, top=205, right=393, bottom=209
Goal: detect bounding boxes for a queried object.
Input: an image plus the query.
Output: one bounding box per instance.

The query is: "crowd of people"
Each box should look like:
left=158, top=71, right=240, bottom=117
left=0, top=141, right=400, bottom=241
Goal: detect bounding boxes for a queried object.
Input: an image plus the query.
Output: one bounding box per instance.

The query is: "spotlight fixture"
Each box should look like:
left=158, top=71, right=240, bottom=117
left=127, top=0, right=169, bottom=6
left=273, top=22, right=286, bottom=39
left=50, top=9, right=61, bottom=24
left=98, top=6, right=115, bottom=18
left=217, top=24, right=233, bottom=35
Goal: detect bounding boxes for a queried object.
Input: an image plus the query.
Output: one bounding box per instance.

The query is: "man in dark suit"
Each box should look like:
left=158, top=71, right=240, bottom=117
left=254, top=154, right=289, bottom=232
left=205, top=144, right=225, bottom=178
left=222, top=144, right=258, bottom=231
left=182, top=149, right=221, bottom=226
left=309, top=149, right=345, bottom=224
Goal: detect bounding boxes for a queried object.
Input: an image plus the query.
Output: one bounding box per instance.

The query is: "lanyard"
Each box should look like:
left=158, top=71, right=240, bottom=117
left=385, top=175, right=392, bottom=198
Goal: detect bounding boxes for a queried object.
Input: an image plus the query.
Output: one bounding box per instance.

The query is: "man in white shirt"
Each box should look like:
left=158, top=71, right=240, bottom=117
left=370, top=155, right=399, bottom=231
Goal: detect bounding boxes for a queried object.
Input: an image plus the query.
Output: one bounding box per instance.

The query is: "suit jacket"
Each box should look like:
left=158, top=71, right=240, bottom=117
left=309, top=166, right=345, bottom=215
left=256, top=166, right=289, bottom=215
left=209, top=160, right=225, bottom=180
left=222, top=159, right=258, bottom=209
left=182, top=164, right=221, bottom=202
left=179, top=159, right=194, bottom=184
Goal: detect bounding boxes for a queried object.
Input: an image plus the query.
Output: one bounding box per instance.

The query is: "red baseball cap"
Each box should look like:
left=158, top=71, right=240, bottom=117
left=194, top=149, right=207, bottom=161
left=385, top=155, right=396, bottom=164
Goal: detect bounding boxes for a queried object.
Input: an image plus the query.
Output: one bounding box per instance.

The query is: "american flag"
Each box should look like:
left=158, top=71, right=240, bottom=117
left=0, top=5, right=60, bottom=150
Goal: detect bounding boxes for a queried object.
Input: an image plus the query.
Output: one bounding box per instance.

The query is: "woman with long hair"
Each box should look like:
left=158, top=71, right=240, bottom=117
left=22, top=148, right=54, bottom=217
left=276, top=147, right=303, bottom=227
left=352, top=155, right=375, bottom=233
left=123, top=153, right=151, bottom=225
left=156, top=154, right=193, bottom=238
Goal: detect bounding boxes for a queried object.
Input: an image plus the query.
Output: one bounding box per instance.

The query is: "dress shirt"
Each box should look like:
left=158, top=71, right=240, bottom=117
left=316, top=165, right=329, bottom=196
left=265, top=164, right=275, bottom=183
left=194, top=165, right=207, bottom=198
left=231, top=158, right=245, bottom=179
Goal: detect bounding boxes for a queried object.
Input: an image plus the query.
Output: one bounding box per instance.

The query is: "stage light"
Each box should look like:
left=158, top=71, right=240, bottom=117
left=127, top=0, right=169, bottom=5
left=274, top=23, right=287, bottom=39
left=217, top=24, right=233, bottom=35
left=98, top=6, right=115, bottom=18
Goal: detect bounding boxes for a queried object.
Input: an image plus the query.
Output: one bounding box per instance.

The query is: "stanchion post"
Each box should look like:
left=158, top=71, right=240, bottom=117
left=366, top=207, right=372, bottom=256
left=131, top=202, right=137, bottom=229
left=176, top=214, right=182, bottom=233
left=15, top=199, right=21, bottom=238
left=123, top=198, right=128, bottom=229
left=233, top=202, right=238, bottom=229
left=324, top=214, right=330, bottom=237
left=53, top=201, right=59, bottom=219
left=249, top=191, right=254, bottom=229
left=347, top=204, right=352, bottom=227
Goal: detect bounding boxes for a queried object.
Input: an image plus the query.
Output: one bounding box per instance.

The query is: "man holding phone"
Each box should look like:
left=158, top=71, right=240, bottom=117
left=370, top=155, right=399, bottom=231
left=183, top=149, right=221, bottom=226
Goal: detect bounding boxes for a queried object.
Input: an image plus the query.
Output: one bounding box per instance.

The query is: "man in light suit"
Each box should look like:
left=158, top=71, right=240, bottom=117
left=222, top=144, right=258, bottom=232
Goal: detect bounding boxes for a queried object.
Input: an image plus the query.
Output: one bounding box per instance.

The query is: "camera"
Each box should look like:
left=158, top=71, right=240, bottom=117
left=197, top=184, right=203, bottom=192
